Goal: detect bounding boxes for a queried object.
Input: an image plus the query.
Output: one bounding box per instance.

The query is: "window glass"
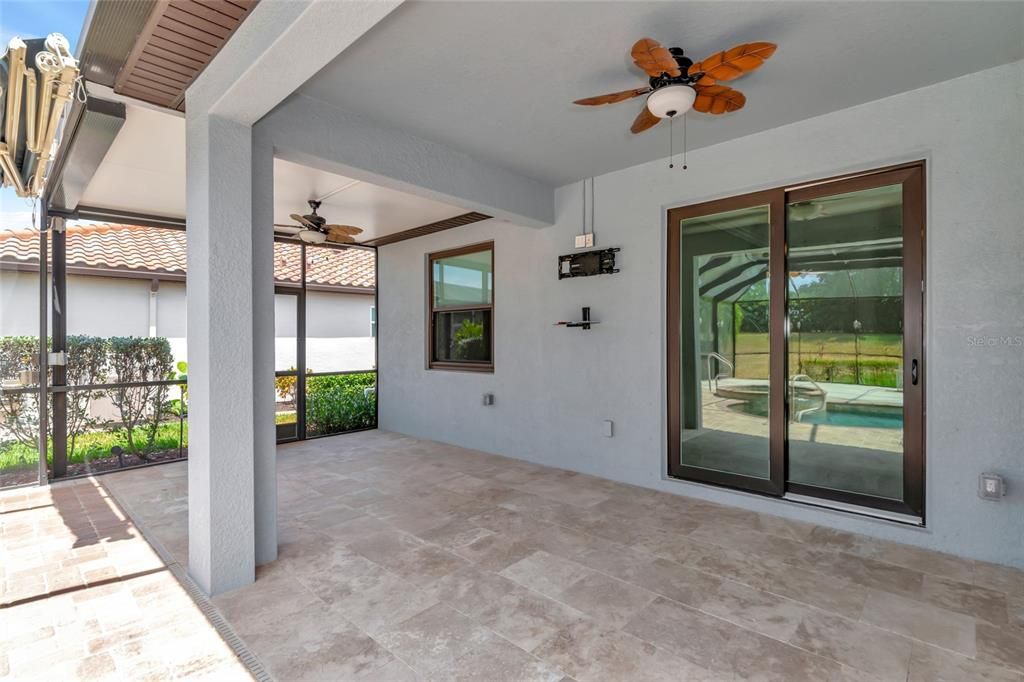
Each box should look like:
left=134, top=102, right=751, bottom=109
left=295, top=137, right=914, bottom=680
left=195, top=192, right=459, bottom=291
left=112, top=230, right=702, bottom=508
left=428, top=244, right=494, bottom=370
left=432, top=249, right=492, bottom=308
left=432, top=310, right=491, bottom=363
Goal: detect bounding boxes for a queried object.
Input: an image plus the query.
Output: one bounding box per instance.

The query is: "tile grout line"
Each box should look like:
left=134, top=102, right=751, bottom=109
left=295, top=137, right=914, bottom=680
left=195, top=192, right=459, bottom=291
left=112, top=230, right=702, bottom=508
left=99, top=476, right=275, bottom=682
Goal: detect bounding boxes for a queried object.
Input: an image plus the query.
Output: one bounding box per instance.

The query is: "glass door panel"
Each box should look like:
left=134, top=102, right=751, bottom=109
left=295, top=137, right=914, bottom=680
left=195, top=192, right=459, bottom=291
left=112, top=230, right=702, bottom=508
left=675, top=204, right=776, bottom=488
left=786, top=183, right=906, bottom=502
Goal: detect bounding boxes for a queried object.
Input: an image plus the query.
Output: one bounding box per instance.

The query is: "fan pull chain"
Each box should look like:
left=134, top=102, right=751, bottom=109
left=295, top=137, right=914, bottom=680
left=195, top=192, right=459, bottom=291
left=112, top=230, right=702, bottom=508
left=682, top=113, right=688, bottom=170
left=669, top=116, right=674, bottom=169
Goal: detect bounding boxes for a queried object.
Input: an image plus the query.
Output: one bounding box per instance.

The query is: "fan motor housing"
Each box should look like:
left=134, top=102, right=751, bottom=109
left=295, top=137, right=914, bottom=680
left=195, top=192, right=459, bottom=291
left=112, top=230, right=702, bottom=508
left=649, top=47, right=701, bottom=90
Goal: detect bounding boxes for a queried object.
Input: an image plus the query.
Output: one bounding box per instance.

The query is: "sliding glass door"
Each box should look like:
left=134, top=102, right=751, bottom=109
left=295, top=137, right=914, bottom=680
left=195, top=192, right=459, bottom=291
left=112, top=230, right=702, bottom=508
left=668, top=163, right=924, bottom=517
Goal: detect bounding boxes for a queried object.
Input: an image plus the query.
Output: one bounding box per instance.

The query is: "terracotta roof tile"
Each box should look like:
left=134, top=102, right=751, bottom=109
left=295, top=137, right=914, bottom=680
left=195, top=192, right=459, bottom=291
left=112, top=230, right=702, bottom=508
left=0, top=223, right=375, bottom=290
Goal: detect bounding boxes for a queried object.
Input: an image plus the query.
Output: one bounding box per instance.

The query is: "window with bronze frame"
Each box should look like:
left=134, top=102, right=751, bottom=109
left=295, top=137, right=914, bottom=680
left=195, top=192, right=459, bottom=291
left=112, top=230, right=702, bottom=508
left=427, top=242, right=494, bottom=371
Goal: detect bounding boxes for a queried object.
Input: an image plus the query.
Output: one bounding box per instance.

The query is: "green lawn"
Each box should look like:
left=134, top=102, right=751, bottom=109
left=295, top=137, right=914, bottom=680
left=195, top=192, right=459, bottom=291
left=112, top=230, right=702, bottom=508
left=735, top=332, right=902, bottom=357
left=730, top=333, right=903, bottom=387
left=0, top=422, right=187, bottom=471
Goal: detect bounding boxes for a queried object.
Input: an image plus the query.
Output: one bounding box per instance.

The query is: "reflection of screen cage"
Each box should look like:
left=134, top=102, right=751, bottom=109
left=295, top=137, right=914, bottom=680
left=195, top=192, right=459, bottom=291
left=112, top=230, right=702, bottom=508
left=737, top=297, right=903, bottom=334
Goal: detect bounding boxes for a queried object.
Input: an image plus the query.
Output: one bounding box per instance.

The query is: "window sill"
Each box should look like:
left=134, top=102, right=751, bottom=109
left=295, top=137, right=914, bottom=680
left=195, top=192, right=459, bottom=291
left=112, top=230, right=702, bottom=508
left=428, top=362, right=494, bottom=374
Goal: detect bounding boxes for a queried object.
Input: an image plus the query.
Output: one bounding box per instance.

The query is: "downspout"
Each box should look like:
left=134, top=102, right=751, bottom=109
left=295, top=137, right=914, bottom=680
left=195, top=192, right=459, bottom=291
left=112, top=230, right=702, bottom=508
left=149, top=278, right=159, bottom=337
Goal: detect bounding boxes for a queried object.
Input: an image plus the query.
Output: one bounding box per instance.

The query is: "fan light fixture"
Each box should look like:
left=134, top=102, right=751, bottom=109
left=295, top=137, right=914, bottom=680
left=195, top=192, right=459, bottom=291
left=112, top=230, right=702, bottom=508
left=646, top=85, right=696, bottom=118
left=298, top=229, right=328, bottom=244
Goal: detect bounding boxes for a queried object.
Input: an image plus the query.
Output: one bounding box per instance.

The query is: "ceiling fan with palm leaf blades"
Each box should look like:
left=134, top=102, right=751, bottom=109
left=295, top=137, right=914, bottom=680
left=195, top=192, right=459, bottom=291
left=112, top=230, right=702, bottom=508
left=274, top=200, right=364, bottom=245
left=574, top=38, right=777, bottom=134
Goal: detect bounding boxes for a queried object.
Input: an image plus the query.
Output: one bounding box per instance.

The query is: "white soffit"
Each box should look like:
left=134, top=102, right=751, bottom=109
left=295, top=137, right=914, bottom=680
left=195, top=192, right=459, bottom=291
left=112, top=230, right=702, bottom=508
left=76, top=101, right=470, bottom=240
left=272, top=158, right=469, bottom=243
left=78, top=101, right=186, bottom=218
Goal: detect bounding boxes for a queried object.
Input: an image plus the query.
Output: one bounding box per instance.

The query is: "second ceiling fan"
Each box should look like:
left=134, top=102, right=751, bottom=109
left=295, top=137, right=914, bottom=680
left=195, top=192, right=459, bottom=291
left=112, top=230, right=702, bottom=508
left=274, top=200, right=364, bottom=245
left=574, top=37, right=777, bottom=133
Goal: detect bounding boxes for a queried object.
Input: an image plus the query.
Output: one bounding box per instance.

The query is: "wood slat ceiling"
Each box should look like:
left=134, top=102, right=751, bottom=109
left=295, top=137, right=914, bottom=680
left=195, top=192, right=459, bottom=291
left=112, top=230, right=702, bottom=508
left=113, top=0, right=257, bottom=111
left=361, top=213, right=492, bottom=247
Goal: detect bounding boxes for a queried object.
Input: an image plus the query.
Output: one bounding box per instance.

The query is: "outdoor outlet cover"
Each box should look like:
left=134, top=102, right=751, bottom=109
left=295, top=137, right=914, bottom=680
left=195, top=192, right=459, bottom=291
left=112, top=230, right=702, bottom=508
left=575, top=233, right=594, bottom=248
left=482, top=393, right=494, bottom=406
left=978, top=473, right=1005, bottom=501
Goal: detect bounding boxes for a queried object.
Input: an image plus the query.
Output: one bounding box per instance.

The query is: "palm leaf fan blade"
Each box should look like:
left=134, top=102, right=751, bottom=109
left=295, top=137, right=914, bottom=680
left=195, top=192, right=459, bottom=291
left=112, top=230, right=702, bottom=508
left=631, top=37, right=682, bottom=77
left=573, top=87, right=651, bottom=106
left=630, top=106, right=660, bottom=134
left=693, top=85, right=745, bottom=114
left=689, top=42, right=777, bottom=83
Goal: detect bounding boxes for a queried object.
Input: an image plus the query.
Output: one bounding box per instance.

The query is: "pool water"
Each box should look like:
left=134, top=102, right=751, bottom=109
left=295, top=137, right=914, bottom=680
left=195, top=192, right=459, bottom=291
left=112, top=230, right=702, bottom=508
left=797, top=409, right=902, bottom=429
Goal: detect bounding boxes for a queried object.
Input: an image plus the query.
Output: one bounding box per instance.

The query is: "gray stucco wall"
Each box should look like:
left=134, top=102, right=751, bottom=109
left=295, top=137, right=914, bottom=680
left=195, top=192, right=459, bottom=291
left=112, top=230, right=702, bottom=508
left=379, top=60, right=1024, bottom=568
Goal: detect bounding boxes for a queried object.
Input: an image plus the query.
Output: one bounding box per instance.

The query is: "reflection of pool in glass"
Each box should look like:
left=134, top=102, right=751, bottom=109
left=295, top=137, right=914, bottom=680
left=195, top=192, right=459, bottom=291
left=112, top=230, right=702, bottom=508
left=728, top=401, right=902, bottom=429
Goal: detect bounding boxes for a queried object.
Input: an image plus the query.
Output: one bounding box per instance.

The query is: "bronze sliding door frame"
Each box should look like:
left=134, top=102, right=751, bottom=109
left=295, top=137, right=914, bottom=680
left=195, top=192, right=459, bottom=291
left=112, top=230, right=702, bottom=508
left=667, top=188, right=786, bottom=495
left=784, top=162, right=925, bottom=518
left=666, top=161, right=926, bottom=518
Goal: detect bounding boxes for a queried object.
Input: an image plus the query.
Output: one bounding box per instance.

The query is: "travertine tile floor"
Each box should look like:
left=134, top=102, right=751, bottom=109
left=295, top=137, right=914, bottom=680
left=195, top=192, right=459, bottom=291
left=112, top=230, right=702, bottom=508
left=40, top=430, right=1024, bottom=680
left=0, top=478, right=251, bottom=681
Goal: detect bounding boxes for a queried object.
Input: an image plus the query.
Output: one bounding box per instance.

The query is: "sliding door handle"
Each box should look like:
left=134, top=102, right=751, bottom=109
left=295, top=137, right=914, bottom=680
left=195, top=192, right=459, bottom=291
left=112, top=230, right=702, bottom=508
left=911, top=359, right=919, bottom=386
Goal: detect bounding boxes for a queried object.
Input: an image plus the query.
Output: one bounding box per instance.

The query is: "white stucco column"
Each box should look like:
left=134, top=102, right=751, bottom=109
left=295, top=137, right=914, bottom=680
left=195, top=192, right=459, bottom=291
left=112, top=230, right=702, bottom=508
left=182, top=0, right=405, bottom=594
left=252, top=129, right=277, bottom=566
left=185, top=111, right=256, bottom=595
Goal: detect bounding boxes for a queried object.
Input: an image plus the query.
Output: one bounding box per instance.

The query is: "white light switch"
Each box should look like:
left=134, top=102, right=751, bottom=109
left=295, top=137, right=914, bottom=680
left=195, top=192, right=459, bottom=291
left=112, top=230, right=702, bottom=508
left=602, top=420, right=614, bottom=438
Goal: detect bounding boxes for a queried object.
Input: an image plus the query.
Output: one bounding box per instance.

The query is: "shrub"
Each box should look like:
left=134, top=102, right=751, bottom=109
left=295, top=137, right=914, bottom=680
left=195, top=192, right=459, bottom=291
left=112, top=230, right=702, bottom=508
left=453, top=320, right=485, bottom=361
left=65, top=336, right=110, bottom=459
left=305, top=372, right=376, bottom=436
left=108, top=337, right=174, bottom=457
left=0, top=336, right=42, bottom=448
left=275, top=366, right=312, bottom=402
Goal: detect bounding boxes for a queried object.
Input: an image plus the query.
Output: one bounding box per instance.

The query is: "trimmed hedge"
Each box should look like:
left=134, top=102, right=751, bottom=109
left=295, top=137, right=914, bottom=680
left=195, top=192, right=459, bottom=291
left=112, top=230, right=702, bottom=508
left=305, top=372, right=376, bottom=436
left=0, top=335, right=175, bottom=457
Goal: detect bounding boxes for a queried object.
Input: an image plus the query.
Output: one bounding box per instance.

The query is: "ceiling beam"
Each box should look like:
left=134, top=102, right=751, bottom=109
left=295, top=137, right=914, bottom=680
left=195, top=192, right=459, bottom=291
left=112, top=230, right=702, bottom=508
left=187, top=0, right=403, bottom=125
left=258, top=95, right=555, bottom=228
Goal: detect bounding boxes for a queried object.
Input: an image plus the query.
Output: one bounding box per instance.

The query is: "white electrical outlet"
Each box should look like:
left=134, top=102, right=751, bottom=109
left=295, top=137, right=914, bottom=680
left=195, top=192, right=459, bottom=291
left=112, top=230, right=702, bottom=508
left=978, top=473, right=1005, bottom=500
left=584, top=232, right=594, bottom=247
left=602, top=420, right=614, bottom=437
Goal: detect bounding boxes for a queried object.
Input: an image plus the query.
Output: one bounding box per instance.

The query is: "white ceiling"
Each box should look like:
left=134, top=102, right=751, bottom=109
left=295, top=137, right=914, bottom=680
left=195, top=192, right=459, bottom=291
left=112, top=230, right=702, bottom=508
left=79, top=100, right=187, bottom=218
left=272, top=159, right=468, bottom=242
left=77, top=101, right=469, bottom=241
left=297, top=1, right=1024, bottom=186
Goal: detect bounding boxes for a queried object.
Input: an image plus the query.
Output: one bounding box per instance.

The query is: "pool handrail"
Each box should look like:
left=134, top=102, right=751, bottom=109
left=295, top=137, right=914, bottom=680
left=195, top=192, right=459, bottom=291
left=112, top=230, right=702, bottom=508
left=789, top=373, right=827, bottom=422
left=704, top=352, right=734, bottom=394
